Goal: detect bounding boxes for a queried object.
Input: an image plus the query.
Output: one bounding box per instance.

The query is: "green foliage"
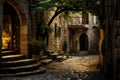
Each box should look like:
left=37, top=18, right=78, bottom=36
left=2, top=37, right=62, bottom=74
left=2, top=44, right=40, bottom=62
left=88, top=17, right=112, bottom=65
left=35, top=0, right=57, bottom=12
left=35, top=0, right=100, bottom=15
left=28, top=39, right=45, bottom=54
left=60, top=11, right=71, bottom=20
left=37, top=20, right=53, bottom=39
left=34, top=0, right=100, bottom=26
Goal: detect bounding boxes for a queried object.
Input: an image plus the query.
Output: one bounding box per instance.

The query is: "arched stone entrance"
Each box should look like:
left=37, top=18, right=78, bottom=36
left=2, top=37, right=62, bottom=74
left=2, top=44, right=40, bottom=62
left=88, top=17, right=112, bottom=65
left=2, top=0, right=28, bottom=55
left=79, top=34, right=88, bottom=51
left=3, top=2, right=20, bottom=51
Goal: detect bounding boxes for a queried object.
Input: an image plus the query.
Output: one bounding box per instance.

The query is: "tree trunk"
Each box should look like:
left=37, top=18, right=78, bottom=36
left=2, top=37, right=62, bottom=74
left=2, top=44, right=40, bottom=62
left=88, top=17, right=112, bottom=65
left=99, top=27, right=104, bottom=66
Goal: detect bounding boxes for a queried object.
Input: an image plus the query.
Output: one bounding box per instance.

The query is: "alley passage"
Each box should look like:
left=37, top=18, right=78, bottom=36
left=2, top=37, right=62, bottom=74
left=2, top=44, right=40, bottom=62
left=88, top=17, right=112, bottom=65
left=1, top=55, right=108, bottom=80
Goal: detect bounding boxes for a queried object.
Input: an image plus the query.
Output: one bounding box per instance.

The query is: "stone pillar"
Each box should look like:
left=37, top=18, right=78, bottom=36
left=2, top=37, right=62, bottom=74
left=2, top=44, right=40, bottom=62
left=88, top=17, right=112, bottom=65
left=20, top=23, right=28, bottom=55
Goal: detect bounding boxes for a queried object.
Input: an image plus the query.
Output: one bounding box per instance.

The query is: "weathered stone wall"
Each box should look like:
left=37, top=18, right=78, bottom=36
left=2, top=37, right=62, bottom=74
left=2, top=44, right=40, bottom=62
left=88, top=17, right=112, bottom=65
left=44, top=11, right=64, bottom=52
left=47, top=12, right=100, bottom=54
left=67, top=13, right=99, bottom=53
left=87, top=13, right=99, bottom=53
left=87, top=28, right=99, bottom=53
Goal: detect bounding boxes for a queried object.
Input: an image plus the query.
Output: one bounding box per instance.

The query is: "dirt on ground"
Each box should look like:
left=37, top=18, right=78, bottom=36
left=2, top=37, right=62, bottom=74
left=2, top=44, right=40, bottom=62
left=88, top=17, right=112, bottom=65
left=0, top=55, right=109, bottom=80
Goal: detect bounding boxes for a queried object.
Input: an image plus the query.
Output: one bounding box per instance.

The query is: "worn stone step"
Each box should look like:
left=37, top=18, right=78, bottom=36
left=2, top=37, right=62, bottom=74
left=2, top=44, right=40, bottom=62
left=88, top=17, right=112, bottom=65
left=50, top=53, right=59, bottom=60
left=56, top=55, right=68, bottom=62
left=2, top=54, right=26, bottom=61
left=0, top=59, right=37, bottom=68
left=41, top=59, right=53, bottom=65
left=41, top=55, right=48, bottom=60
left=0, top=62, right=41, bottom=74
left=56, top=56, right=63, bottom=62
left=63, top=55, right=68, bottom=60
left=0, top=67, right=46, bottom=77
left=2, top=50, right=18, bottom=56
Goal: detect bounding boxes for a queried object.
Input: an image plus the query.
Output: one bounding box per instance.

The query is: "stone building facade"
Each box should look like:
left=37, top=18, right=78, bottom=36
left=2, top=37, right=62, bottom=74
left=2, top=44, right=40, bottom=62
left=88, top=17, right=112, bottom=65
left=67, top=13, right=99, bottom=54
left=47, top=12, right=99, bottom=54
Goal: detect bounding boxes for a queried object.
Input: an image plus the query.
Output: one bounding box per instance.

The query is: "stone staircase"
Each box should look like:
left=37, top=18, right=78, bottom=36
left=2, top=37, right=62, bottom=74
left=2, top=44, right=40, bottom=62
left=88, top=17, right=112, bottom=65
left=0, top=50, right=46, bottom=77
left=40, top=55, right=53, bottom=65
left=48, top=52, right=69, bottom=62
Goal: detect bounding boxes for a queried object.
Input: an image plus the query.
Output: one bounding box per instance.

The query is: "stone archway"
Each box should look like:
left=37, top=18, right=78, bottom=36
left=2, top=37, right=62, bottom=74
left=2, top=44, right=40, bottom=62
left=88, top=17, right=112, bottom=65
left=3, top=0, right=28, bottom=55
left=79, top=34, right=88, bottom=51
left=3, top=2, right=20, bottom=51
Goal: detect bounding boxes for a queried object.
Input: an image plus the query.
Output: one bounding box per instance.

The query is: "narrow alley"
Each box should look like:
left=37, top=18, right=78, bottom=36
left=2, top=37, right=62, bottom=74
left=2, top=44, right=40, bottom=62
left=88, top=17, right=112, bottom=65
left=0, top=54, right=108, bottom=80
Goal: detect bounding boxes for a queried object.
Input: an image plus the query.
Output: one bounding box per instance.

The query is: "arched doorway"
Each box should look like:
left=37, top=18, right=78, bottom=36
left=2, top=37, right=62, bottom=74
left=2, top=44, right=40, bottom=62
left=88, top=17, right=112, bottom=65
left=2, top=1, right=28, bottom=54
left=2, top=2, right=20, bottom=51
left=79, top=34, right=88, bottom=51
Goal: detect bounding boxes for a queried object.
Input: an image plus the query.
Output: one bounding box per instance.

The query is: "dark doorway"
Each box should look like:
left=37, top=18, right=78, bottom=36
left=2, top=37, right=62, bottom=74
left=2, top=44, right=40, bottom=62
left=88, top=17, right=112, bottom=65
left=3, top=2, right=20, bottom=51
left=80, top=34, right=88, bottom=51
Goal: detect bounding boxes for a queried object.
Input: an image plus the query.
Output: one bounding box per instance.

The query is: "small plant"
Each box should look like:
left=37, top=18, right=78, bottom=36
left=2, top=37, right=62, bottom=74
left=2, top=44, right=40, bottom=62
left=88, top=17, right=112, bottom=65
left=28, top=39, right=45, bottom=55
left=37, top=20, right=53, bottom=40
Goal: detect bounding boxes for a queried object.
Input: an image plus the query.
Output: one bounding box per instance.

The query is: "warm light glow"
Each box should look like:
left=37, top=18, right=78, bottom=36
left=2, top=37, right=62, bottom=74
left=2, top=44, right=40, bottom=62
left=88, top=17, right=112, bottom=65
left=2, top=30, right=11, bottom=49
left=2, top=15, right=12, bottom=49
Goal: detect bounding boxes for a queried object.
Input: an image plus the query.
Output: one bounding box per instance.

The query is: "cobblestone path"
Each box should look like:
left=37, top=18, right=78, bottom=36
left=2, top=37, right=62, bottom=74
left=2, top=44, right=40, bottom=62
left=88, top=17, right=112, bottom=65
left=0, top=55, right=108, bottom=80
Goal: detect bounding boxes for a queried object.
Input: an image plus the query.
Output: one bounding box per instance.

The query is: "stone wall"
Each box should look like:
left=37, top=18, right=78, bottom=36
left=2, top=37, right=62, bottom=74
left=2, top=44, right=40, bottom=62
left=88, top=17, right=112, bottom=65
left=44, top=11, right=64, bottom=52
left=67, top=13, right=99, bottom=53
left=46, top=12, right=99, bottom=54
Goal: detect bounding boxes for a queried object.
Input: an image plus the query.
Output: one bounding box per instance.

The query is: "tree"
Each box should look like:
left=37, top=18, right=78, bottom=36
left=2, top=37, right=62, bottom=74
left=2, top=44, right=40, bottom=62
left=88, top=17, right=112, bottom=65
left=33, top=0, right=100, bottom=48
left=34, top=0, right=100, bottom=26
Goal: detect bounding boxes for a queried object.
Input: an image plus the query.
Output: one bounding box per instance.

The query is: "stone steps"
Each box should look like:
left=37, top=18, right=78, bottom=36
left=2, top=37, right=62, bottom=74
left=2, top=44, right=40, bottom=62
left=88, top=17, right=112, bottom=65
left=2, top=54, right=26, bottom=61
left=49, top=52, right=69, bottom=62
left=41, top=59, right=53, bottom=65
left=49, top=53, right=59, bottom=60
left=0, top=50, right=46, bottom=76
left=0, top=67, right=46, bottom=77
left=41, top=55, right=48, bottom=60
left=56, top=55, right=68, bottom=62
left=0, top=62, right=41, bottom=74
left=0, top=59, right=37, bottom=68
left=2, top=50, right=17, bottom=56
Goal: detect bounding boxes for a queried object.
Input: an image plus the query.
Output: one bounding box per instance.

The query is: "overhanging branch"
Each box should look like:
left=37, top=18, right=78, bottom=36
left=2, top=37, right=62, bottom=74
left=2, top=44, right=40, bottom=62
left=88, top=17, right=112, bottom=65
left=48, top=7, right=83, bottom=26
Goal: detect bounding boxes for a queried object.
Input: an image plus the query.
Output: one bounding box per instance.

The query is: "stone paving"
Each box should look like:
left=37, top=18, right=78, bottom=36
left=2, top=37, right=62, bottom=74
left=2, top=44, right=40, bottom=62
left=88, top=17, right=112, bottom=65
left=0, top=54, right=109, bottom=80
